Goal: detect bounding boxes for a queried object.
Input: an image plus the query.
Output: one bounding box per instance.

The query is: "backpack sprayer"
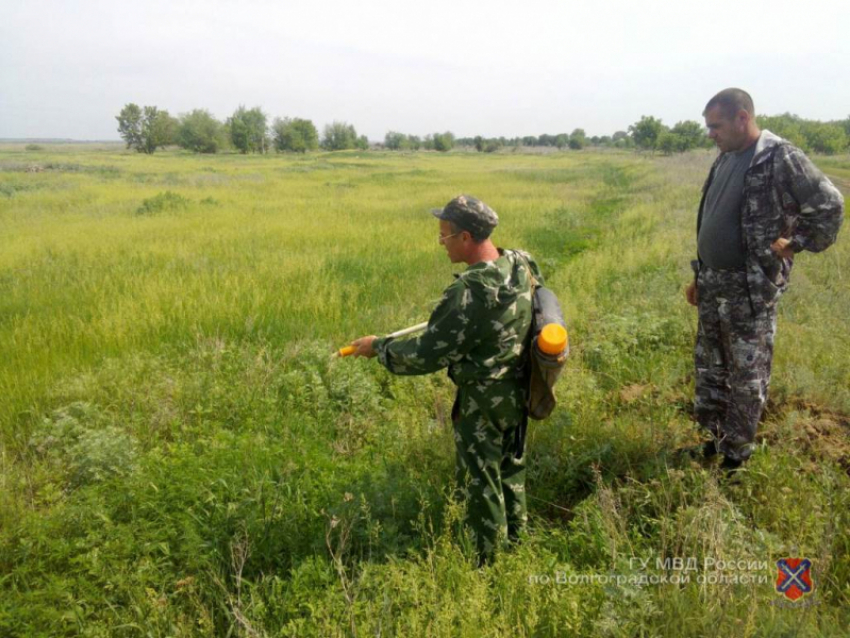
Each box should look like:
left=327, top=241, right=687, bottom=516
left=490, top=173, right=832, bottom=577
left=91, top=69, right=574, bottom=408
left=335, top=259, right=569, bottom=420
left=336, top=315, right=567, bottom=418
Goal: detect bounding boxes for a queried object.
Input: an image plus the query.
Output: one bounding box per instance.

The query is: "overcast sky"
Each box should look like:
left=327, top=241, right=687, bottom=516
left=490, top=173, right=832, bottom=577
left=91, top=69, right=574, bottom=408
left=1, top=0, right=848, bottom=140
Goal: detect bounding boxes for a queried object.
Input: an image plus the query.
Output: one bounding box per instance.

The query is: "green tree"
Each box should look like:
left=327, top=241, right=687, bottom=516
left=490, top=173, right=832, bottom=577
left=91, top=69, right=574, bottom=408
left=227, top=106, right=268, bottom=154
left=656, top=131, right=679, bottom=155
left=385, top=131, right=408, bottom=150
left=432, top=131, right=455, bottom=152
left=613, top=130, right=635, bottom=149
left=116, top=104, right=176, bottom=154
left=802, top=121, right=848, bottom=155
left=839, top=116, right=850, bottom=139
left=555, top=133, right=569, bottom=149
left=177, top=109, right=225, bottom=153
left=538, top=133, right=556, bottom=147
left=656, top=120, right=707, bottom=154
left=670, top=120, right=705, bottom=151
left=272, top=117, right=318, bottom=153
left=629, top=116, right=666, bottom=151
left=568, top=128, right=586, bottom=150
left=322, top=121, right=358, bottom=150
left=116, top=103, right=143, bottom=151
left=356, top=135, right=369, bottom=150
left=757, top=113, right=807, bottom=150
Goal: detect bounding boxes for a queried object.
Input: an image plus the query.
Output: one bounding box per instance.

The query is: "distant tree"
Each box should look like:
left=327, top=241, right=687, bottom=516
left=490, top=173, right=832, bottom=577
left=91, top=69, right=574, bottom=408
left=613, top=130, right=635, bottom=149
left=802, top=121, right=848, bottom=155
left=629, top=116, right=666, bottom=151
left=756, top=113, right=808, bottom=150
left=116, top=104, right=144, bottom=151
left=177, top=109, right=225, bottom=153
left=655, top=131, right=679, bottom=155
left=522, top=135, right=538, bottom=147
left=432, top=131, right=455, bottom=152
left=272, top=117, right=318, bottom=153
left=538, top=133, right=557, bottom=147
left=839, top=116, right=850, bottom=139
left=355, top=135, right=369, bottom=150
left=322, top=121, right=359, bottom=150
left=671, top=120, right=705, bottom=149
left=385, top=131, right=408, bottom=150
left=555, top=133, right=570, bottom=149
left=598, top=135, right=613, bottom=147
left=568, top=128, right=586, bottom=150
left=654, top=120, right=707, bottom=153
left=408, top=135, right=422, bottom=151
left=227, top=106, right=268, bottom=153
left=116, top=103, right=176, bottom=154
left=472, top=136, right=501, bottom=153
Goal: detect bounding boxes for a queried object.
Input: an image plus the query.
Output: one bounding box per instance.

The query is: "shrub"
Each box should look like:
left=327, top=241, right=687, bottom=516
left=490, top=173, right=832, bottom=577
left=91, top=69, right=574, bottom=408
left=137, top=191, right=190, bottom=215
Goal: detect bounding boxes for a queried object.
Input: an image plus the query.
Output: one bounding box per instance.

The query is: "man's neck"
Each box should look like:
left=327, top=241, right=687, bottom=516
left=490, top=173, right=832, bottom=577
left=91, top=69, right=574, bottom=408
left=465, top=240, right=500, bottom=265
left=739, top=126, right=761, bottom=152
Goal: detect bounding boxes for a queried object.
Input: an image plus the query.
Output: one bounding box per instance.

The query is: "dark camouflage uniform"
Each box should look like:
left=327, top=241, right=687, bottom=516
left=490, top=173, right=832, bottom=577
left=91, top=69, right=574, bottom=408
left=374, top=249, right=542, bottom=556
left=694, top=131, right=844, bottom=461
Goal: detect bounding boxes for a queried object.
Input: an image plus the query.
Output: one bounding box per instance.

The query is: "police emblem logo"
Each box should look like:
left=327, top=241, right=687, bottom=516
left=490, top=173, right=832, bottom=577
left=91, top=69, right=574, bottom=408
left=775, top=558, right=814, bottom=601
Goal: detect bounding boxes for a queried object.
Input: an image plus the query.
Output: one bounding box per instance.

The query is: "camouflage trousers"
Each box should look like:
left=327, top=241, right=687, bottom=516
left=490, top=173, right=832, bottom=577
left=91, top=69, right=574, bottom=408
left=695, top=266, right=777, bottom=461
left=452, top=378, right=527, bottom=559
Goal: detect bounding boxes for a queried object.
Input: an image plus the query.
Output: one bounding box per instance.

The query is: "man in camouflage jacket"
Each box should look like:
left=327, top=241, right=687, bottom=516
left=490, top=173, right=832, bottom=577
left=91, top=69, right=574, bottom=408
left=685, top=88, right=844, bottom=470
left=351, top=195, right=543, bottom=559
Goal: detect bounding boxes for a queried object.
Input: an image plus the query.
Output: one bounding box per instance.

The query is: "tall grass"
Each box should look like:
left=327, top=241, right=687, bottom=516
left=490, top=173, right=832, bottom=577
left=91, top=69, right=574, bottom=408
left=1, top=145, right=848, bottom=636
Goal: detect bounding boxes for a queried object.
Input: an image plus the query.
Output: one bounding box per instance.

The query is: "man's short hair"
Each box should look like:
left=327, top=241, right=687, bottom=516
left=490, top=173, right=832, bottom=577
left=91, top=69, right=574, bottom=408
left=704, top=88, right=755, bottom=120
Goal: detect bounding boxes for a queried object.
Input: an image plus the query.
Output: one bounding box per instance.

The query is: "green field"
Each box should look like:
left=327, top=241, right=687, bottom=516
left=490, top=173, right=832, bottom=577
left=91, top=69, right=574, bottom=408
left=1, top=145, right=848, bottom=636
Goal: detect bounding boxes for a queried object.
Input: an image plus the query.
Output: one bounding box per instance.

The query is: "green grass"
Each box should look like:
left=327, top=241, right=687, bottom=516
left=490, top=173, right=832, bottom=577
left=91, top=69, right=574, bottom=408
left=1, top=145, right=848, bottom=636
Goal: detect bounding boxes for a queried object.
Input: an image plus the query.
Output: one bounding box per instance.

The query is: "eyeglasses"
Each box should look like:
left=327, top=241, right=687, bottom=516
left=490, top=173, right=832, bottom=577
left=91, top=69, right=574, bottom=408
left=438, top=232, right=462, bottom=244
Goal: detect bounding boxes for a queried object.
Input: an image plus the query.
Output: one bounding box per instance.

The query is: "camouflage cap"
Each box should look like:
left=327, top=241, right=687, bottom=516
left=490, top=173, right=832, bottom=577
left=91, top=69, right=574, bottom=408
left=431, top=195, right=499, bottom=238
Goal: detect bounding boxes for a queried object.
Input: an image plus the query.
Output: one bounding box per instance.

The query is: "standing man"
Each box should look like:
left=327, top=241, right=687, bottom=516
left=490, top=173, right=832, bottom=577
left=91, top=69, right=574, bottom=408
left=350, top=195, right=543, bottom=561
left=686, top=88, right=844, bottom=471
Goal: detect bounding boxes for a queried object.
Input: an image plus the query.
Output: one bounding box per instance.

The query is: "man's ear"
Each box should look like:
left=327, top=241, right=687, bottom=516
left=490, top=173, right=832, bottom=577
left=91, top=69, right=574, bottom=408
left=736, top=108, right=751, bottom=130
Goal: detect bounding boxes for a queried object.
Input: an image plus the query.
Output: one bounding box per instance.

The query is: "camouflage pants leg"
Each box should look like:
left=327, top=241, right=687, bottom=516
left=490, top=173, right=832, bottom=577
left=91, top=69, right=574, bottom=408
left=694, top=267, right=777, bottom=461
left=452, top=379, right=527, bottom=558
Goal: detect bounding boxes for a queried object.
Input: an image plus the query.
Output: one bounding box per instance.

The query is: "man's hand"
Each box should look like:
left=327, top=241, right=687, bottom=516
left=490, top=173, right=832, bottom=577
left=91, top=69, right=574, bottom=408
left=685, top=280, right=698, bottom=307
left=770, top=237, right=795, bottom=260
left=350, top=335, right=378, bottom=358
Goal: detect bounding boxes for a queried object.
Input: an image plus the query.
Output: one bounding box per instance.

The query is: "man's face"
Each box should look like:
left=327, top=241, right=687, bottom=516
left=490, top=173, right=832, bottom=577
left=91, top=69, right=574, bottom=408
left=705, top=105, right=748, bottom=153
left=439, top=220, right=466, bottom=263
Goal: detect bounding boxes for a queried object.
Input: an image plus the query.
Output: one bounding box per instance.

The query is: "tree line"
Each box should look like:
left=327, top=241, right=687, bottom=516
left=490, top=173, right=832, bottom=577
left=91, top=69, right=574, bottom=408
left=627, top=113, right=850, bottom=155
left=116, top=103, right=850, bottom=156
left=116, top=104, right=366, bottom=155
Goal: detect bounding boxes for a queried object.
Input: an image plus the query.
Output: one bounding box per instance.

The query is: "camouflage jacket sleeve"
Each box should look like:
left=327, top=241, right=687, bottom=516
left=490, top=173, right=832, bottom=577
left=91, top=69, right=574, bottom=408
left=516, top=249, right=545, bottom=287
left=373, top=278, right=477, bottom=376
left=775, top=146, right=845, bottom=253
